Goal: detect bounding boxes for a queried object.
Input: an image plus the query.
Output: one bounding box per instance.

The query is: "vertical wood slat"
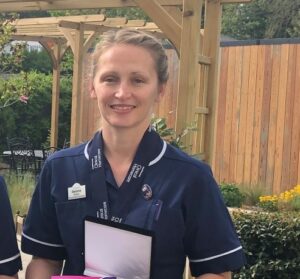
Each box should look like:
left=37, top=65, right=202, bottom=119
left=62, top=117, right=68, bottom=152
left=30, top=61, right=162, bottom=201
left=265, top=45, right=280, bottom=192
left=235, top=46, right=250, bottom=184
left=273, top=44, right=289, bottom=194
left=214, top=47, right=229, bottom=180
left=222, top=47, right=236, bottom=181
left=243, top=46, right=258, bottom=183
left=250, top=46, right=265, bottom=186
left=229, top=46, right=242, bottom=181
left=258, top=45, right=272, bottom=191
left=281, top=44, right=296, bottom=191
left=293, top=45, right=300, bottom=186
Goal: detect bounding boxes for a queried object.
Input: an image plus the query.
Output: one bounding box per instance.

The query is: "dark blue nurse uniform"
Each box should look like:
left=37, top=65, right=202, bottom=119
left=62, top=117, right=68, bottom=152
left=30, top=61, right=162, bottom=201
left=22, top=130, right=246, bottom=278
left=0, top=176, right=22, bottom=276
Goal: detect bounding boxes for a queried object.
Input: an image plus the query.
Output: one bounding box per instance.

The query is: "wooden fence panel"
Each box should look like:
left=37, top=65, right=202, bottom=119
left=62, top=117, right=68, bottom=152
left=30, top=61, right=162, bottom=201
left=215, top=42, right=300, bottom=194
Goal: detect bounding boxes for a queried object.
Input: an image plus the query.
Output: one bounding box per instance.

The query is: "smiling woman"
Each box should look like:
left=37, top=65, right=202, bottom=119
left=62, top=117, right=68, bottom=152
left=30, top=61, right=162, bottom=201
left=21, top=29, right=246, bottom=279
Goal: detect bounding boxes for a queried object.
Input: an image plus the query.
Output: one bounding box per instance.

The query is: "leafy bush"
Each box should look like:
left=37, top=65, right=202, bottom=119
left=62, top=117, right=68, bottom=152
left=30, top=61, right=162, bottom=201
left=232, top=211, right=300, bottom=279
left=151, top=117, right=196, bottom=150
left=219, top=183, right=244, bottom=207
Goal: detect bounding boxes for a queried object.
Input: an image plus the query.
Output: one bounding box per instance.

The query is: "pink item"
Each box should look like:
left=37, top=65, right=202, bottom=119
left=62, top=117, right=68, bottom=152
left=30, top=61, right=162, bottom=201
left=51, top=277, right=101, bottom=279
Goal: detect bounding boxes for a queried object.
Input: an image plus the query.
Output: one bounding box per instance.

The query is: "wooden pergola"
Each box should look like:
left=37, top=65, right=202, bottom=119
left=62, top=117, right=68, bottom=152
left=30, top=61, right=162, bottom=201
left=1, top=0, right=250, bottom=166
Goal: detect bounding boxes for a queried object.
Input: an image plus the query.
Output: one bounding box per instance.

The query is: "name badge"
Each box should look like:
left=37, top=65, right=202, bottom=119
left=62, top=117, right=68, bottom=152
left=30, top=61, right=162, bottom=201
left=68, top=183, right=86, bottom=200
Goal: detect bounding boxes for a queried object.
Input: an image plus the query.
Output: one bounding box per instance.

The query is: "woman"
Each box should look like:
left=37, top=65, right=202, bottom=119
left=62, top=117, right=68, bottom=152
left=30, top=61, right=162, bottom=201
left=0, top=176, right=22, bottom=279
left=22, top=29, right=246, bottom=279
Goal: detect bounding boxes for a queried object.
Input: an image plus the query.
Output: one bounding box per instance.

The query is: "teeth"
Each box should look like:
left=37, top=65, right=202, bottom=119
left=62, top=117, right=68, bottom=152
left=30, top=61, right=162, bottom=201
left=110, top=105, right=135, bottom=110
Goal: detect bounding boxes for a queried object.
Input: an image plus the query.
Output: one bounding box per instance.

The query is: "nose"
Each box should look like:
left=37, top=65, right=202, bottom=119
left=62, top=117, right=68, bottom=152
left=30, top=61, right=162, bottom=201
left=115, top=81, right=132, bottom=99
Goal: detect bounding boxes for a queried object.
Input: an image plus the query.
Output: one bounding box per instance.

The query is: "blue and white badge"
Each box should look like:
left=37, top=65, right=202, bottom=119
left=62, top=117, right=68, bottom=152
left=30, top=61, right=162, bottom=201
left=141, top=184, right=152, bottom=200
left=68, top=182, right=86, bottom=200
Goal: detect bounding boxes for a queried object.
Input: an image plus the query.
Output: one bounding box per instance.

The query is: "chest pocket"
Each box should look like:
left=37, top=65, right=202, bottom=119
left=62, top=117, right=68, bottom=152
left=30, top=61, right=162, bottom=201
left=125, top=199, right=157, bottom=229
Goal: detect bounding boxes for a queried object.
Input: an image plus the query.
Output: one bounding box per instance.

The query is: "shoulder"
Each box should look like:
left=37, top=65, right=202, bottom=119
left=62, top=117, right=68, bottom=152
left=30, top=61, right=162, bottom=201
left=0, top=176, right=8, bottom=196
left=164, top=144, right=212, bottom=175
left=46, top=142, right=88, bottom=162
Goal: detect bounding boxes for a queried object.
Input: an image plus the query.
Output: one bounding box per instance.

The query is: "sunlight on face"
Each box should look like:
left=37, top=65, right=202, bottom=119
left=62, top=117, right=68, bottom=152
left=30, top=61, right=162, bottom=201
left=91, top=44, right=166, bottom=133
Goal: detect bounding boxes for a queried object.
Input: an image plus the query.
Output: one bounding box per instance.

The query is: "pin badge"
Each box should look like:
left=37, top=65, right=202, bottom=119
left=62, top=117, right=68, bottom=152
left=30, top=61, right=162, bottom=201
left=141, top=184, right=152, bottom=200
left=68, top=182, right=86, bottom=200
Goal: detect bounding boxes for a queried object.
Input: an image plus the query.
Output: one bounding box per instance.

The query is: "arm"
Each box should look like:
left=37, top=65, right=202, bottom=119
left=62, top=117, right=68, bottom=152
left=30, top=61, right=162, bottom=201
left=0, top=275, right=18, bottom=279
left=197, top=271, right=231, bottom=279
left=25, top=257, right=63, bottom=279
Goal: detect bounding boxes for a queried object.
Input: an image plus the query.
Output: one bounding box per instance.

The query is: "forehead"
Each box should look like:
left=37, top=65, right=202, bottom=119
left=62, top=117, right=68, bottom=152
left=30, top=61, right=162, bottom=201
left=97, top=44, right=156, bottom=69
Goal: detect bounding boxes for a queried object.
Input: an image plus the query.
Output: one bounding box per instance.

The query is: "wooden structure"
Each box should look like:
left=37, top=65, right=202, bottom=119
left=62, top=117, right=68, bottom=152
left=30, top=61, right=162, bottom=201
left=215, top=39, right=300, bottom=194
left=1, top=0, right=251, bottom=166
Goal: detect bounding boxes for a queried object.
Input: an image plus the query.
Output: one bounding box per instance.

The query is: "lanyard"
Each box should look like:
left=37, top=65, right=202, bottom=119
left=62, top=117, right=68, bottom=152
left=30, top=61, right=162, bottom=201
left=88, top=128, right=163, bottom=223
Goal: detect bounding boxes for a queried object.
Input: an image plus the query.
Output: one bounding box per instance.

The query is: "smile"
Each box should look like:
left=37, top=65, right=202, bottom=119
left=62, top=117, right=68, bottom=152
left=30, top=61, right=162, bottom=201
left=110, top=104, right=136, bottom=112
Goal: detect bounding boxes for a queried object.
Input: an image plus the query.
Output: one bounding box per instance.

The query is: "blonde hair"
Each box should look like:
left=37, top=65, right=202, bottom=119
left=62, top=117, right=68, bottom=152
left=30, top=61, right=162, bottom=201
left=91, top=28, right=169, bottom=84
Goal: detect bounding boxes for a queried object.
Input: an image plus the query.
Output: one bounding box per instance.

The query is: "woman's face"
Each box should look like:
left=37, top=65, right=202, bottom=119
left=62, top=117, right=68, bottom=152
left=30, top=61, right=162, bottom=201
left=91, top=44, right=166, bottom=132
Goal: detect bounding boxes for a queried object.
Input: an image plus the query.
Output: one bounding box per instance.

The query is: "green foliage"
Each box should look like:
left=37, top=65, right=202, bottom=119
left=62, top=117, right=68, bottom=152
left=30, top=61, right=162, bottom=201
left=22, top=49, right=52, bottom=74
left=232, top=211, right=300, bottom=278
left=151, top=117, right=196, bottom=150
left=60, top=49, right=74, bottom=77
left=0, top=72, right=72, bottom=151
left=4, top=172, right=35, bottom=215
left=259, top=199, right=279, bottom=212
left=222, top=0, right=300, bottom=39
left=290, top=196, right=300, bottom=212
left=49, top=7, right=150, bottom=21
left=0, top=14, right=26, bottom=74
left=239, top=183, right=267, bottom=206
left=220, top=183, right=245, bottom=207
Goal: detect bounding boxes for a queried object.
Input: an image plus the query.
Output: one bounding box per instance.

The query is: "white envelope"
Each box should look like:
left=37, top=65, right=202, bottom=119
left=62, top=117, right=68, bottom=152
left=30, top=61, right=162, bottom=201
left=83, top=216, right=153, bottom=279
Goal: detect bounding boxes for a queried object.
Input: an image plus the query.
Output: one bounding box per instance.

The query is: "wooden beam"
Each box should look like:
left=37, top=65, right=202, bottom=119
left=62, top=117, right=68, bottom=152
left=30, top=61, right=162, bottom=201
left=194, top=107, right=209, bottom=114
left=221, top=0, right=252, bottom=3
left=176, top=0, right=203, bottom=154
left=11, top=34, right=66, bottom=44
left=13, top=14, right=106, bottom=25
left=163, top=6, right=183, bottom=25
left=202, top=0, right=223, bottom=166
left=69, top=24, right=85, bottom=145
left=0, top=0, right=183, bottom=12
left=198, top=54, right=211, bottom=65
left=134, top=0, right=182, bottom=51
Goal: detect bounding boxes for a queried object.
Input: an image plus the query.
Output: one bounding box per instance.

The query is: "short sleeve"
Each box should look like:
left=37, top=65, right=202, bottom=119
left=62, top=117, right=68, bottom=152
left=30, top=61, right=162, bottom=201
left=0, top=176, right=22, bottom=276
left=182, top=163, right=246, bottom=276
left=21, top=162, right=67, bottom=260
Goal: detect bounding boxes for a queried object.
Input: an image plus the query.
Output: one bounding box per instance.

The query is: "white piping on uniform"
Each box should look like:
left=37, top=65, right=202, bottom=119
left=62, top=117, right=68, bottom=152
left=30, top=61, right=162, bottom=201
left=22, top=232, right=64, bottom=248
left=84, top=141, right=90, bottom=160
left=148, top=140, right=167, bottom=166
left=189, top=246, right=243, bottom=263
left=85, top=139, right=167, bottom=166
left=0, top=253, right=20, bottom=264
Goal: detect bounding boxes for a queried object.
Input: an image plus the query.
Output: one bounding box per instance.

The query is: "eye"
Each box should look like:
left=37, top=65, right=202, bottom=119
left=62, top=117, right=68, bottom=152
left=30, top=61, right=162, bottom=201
left=104, top=76, right=118, bottom=83
left=132, top=76, right=147, bottom=85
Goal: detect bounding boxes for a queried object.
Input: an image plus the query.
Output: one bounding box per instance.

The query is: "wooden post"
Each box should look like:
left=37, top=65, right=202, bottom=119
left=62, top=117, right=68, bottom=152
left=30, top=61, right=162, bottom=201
left=203, top=0, right=222, bottom=166
left=63, top=24, right=84, bottom=146
left=40, top=40, right=67, bottom=148
left=176, top=0, right=203, bottom=154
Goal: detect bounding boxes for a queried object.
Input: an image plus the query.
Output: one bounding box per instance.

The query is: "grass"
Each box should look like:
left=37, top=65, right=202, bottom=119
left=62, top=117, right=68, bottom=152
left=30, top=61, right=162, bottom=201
left=2, top=172, right=35, bottom=216
left=239, top=183, right=268, bottom=207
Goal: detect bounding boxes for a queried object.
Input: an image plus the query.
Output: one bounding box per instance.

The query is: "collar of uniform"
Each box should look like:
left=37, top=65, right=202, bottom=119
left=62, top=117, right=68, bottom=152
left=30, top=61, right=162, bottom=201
left=83, top=129, right=167, bottom=167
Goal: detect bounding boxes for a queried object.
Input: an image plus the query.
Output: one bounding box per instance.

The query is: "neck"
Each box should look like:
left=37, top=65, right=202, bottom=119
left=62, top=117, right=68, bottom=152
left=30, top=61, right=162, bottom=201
left=102, top=125, right=148, bottom=163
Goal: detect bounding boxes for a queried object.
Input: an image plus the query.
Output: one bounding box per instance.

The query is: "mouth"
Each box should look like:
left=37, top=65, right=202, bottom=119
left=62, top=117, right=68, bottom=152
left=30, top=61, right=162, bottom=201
left=110, top=104, right=136, bottom=112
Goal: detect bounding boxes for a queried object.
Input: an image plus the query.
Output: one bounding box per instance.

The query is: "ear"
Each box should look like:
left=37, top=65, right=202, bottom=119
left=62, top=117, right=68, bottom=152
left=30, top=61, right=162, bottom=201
left=89, top=80, right=97, bottom=99
left=155, top=83, right=166, bottom=102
